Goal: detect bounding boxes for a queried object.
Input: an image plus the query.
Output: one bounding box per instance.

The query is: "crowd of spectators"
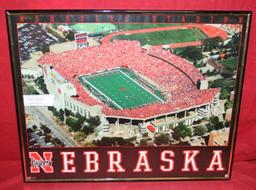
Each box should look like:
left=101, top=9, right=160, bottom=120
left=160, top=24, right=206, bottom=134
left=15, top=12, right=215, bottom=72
left=221, top=24, right=242, bottom=33
left=38, top=40, right=219, bottom=119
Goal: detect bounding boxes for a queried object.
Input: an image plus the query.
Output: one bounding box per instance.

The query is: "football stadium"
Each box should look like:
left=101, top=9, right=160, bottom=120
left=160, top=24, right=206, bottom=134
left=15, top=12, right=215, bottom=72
left=37, top=38, right=220, bottom=130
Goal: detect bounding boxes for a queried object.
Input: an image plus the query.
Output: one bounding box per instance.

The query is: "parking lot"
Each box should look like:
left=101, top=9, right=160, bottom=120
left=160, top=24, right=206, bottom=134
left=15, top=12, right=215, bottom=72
left=18, top=24, right=57, bottom=61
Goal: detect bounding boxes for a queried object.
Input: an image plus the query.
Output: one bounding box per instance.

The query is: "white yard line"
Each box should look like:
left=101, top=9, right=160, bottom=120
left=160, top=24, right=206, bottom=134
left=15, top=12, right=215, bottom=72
left=118, top=70, right=165, bottom=103
left=82, top=78, right=123, bottom=110
left=85, top=69, right=118, bottom=79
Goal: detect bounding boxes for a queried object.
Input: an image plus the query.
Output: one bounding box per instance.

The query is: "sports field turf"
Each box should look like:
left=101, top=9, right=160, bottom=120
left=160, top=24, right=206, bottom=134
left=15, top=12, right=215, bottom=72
left=190, top=28, right=208, bottom=40
left=111, top=28, right=202, bottom=46
left=115, top=23, right=181, bottom=31
left=69, top=23, right=117, bottom=33
left=79, top=69, right=165, bottom=109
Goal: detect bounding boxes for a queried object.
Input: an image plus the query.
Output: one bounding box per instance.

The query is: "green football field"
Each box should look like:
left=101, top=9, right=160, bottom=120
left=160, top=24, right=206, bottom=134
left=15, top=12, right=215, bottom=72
left=115, top=23, right=181, bottom=31
left=79, top=69, right=165, bottom=109
left=111, top=28, right=206, bottom=46
left=69, top=23, right=117, bottom=33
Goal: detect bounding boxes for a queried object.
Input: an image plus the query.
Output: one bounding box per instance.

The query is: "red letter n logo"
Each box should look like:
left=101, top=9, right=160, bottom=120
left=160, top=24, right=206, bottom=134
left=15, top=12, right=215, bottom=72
left=29, top=152, right=54, bottom=173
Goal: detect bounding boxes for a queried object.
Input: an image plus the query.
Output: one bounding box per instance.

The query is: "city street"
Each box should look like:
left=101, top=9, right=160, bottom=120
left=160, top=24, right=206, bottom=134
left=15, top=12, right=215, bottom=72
left=25, top=106, right=79, bottom=147
left=29, top=132, right=46, bottom=146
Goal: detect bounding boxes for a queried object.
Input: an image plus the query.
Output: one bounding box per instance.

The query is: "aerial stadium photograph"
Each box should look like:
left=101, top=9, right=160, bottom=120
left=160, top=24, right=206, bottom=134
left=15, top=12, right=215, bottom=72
left=18, top=19, right=242, bottom=148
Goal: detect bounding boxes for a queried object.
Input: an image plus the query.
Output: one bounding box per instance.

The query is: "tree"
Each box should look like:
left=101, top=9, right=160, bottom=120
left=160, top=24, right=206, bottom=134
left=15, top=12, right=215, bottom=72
left=46, top=25, right=66, bottom=42
left=48, top=106, right=54, bottom=111
left=32, top=125, right=38, bottom=130
left=209, top=116, right=219, bottom=127
left=207, top=124, right=215, bottom=132
left=23, top=84, right=38, bottom=95
left=207, top=116, right=224, bottom=132
left=220, top=88, right=230, bottom=99
left=154, top=134, right=170, bottom=145
left=215, top=122, right=225, bottom=130
left=64, top=108, right=73, bottom=117
left=81, top=126, right=94, bottom=134
left=177, top=47, right=203, bottom=64
left=225, top=33, right=240, bottom=57
left=49, top=107, right=59, bottom=117
left=59, top=109, right=65, bottom=122
left=35, top=76, right=48, bottom=94
left=82, top=141, right=93, bottom=147
left=65, top=30, right=75, bottom=41
left=40, top=124, right=51, bottom=134
left=210, top=79, right=234, bottom=93
left=74, top=131, right=86, bottom=142
left=35, top=76, right=43, bottom=84
left=194, top=125, right=208, bottom=136
left=75, top=112, right=82, bottom=119
left=203, top=36, right=223, bottom=51
left=66, top=117, right=80, bottom=132
left=225, top=100, right=233, bottom=110
left=87, top=116, right=101, bottom=127
left=77, top=116, right=86, bottom=126
left=220, top=71, right=233, bottom=79
left=52, top=137, right=64, bottom=146
left=173, top=123, right=192, bottom=140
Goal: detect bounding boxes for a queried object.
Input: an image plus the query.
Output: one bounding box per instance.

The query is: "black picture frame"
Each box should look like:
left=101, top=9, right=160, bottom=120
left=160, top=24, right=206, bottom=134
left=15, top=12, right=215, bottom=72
left=6, top=10, right=251, bottom=182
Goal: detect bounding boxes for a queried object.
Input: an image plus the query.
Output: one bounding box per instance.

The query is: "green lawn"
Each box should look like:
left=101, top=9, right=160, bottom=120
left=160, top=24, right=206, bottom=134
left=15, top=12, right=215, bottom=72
left=116, top=23, right=181, bottom=31
left=79, top=69, right=164, bottom=109
left=190, top=28, right=208, bottom=40
left=111, top=29, right=199, bottom=46
left=219, top=57, right=238, bottom=72
left=69, top=23, right=117, bottom=33
left=209, top=79, right=235, bottom=90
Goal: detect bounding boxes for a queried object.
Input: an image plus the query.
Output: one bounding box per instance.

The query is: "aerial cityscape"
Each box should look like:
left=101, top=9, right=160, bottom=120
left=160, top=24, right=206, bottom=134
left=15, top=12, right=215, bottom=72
left=19, top=22, right=242, bottom=147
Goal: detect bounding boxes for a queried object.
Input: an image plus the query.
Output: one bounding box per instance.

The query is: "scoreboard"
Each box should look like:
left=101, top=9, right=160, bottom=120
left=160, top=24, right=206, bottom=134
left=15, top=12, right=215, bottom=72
left=75, top=32, right=88, bottom=49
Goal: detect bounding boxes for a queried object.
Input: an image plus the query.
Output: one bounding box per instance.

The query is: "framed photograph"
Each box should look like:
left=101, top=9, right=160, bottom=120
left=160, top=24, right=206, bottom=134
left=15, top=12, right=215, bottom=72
left=7, top=10, right=251, bottom=182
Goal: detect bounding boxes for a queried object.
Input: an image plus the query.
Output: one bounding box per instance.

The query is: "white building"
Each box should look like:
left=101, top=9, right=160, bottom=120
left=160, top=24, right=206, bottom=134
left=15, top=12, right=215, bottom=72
left=42, top=65, right=103, bottom=120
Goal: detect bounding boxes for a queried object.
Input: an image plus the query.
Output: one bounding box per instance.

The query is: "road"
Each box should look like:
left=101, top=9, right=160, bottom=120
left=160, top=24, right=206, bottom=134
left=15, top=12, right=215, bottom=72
left=26, top=106, right=79, bottom=147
